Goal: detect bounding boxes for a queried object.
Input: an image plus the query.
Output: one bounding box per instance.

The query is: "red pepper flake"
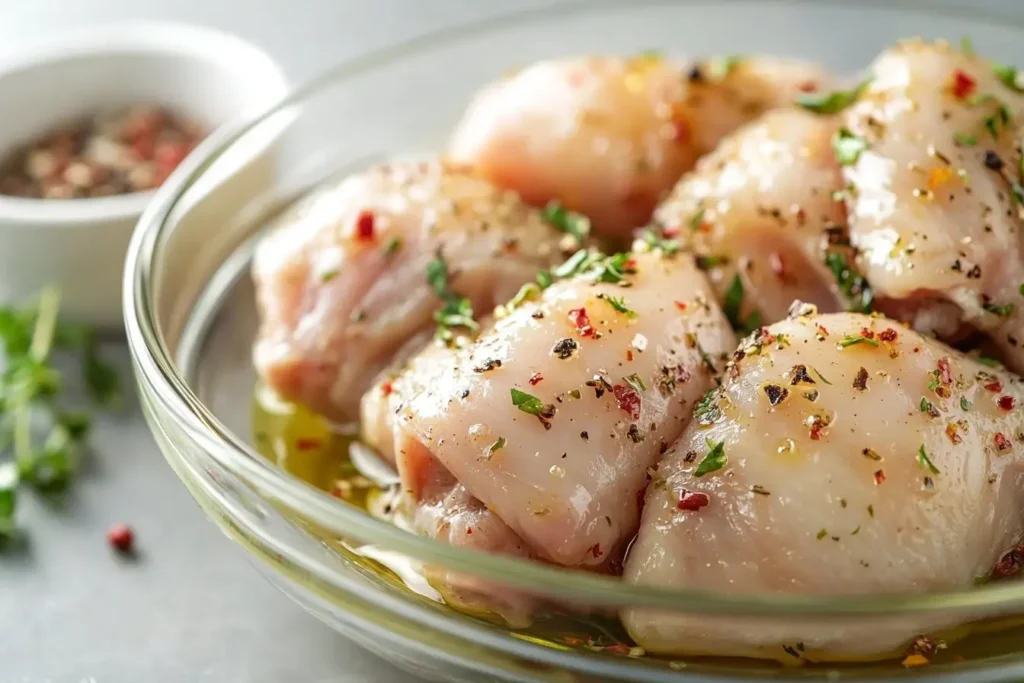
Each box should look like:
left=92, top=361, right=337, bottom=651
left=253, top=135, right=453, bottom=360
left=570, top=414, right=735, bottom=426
left=626, top=350, right=635, bottom=362
left=671, top=118, right=690, bottom=143
left=859, top=327, right=876, bottom=340
left=878, top=328, right=898, bottom=342
left=985, top=379, right=1003, bottom=393
left=623, top=257, right=638, bottom=270
left=354, top=210, right=375, bottom=241
left=938, top=358, right=953, bottom=385
left=946, top=422, right=962, bottom=445
left=295, top=438, right=323, bottom=451
left=677, top=489, right=710, bottom=511
left=613, top=384, right=642, bottom=420
left=999, top=395, right=1016, bottom=411
left=995, top=432, right=1013, bottom=452
left=951, top=69, right=977, bottom=99
left=529, top=373, right=544, bottom=386
left=381, top=381, right=393, bottom=396
left=588, top=542, right=604, bottom=559
left=769, top=252, right=786, bottom=279
left=674, top=301, right=688, bottom=312
left=563, top=636, right=586, bottom=646
left=798, top=80, right=818, bottom=92
left=107, top=523, right=134, bottom=553
left=466, top=527, right=473, bottom=535
left=604, top=643, right=632, bottom=655
left=568, top=307, right=596, bottom=338
left=991, top=544, right=1024, bottom=579
left=874, top=469, right=887, bottom=485
left=662, top=224, right=680, bottom=239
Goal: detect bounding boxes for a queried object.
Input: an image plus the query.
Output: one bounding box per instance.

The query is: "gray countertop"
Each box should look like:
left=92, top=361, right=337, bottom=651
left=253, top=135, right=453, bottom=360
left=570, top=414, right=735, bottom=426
left=3, top=1, right=1024, bottom=682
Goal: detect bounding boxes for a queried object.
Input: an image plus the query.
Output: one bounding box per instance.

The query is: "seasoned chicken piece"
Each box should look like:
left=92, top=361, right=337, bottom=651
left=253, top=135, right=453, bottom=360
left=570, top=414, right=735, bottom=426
left=842, top=40, right=1024, bottom=371
left=625, top=308, right=1024, bottom=661
left=395, top=250, right=737, bottom=568
left=652, top=108, right=849, bottom=327
left=253, top=159, right=566, bottom=423
left=449, top=54, right=828, bottom=241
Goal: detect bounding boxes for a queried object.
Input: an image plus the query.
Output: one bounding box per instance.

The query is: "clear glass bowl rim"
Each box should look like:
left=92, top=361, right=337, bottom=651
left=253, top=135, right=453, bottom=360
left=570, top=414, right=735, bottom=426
left=124, top=0, right=1024, bottom=620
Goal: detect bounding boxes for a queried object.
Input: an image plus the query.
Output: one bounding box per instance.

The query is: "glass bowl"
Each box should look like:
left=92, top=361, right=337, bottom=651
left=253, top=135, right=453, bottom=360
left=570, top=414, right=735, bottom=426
left=124, top=2, right=1024, bottom=680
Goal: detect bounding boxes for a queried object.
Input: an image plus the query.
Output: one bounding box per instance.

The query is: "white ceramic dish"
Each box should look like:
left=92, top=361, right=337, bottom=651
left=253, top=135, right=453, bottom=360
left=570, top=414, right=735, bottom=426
left=0, top=22, right=288, bottom=329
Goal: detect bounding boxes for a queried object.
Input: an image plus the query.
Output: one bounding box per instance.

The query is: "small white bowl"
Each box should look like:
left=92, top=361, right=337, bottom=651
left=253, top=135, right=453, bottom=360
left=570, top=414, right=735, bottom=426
left=0, top=22, right=288, bottom=329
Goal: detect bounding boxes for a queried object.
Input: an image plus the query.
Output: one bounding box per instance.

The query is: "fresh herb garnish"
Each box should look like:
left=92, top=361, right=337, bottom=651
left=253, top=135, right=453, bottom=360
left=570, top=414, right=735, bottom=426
left=961, top=396, right=973, bottom=411
left=839, top=334, right=880, bottom=348
left=920, top=397, right=933, bottom=413
left=723, top=275, right=762, bottom=334
left=382, top=237, right=402, bottom=256
left=977, top=356, right=1003, bottom=368
left=536, top=269, right=554, bottom=290
left=796, top=80, right=868, bottom=114
left=693, top=388, right=722, bottom=425
left=694, top=438, right=727, bottom=477
left=824, top=252, right=873, bottom=313
left=993, top=63, right=1024, bottom=92
left=984, top=301, right=1015, bottom=317
left=0, top=288, right=120, bottom=537
left=811, top=366, right=833, bottom=385
left=640, top=228, right=680, bottom=255
left=689, top=208, right=707, bottom=231
left=917, top=444, right=940, bottom=474
left=953, top=132, right=977, bottom=146
left=427, top=253, right=479, bottom=342
left=510, top=388, right=545, bottom=415
left=593, top=252, right=635, bottom=284
left=623, top=373, right=647, bottom=394
left=832, top=128, right=868, bottom=166
left=600, top=294, right=637, bottom=318
left=485, top=437, right=506, bottom=458
left=543, top=201, right=590, bottom=244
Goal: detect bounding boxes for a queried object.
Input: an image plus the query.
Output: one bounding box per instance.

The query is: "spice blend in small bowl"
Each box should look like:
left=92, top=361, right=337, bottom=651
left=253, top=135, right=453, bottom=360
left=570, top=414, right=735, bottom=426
left=0, top=105, right=205, bottom=200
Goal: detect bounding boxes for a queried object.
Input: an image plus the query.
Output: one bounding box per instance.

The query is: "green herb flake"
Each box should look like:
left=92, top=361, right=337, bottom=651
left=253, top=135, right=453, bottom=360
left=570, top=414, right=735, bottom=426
left=640, top=228, right=680, bottom=256
left=536, top=270, right=554, bottom=290
left=600, top=294, right=637, bottom=318
left=816, top=528, right=828, bottom=541
left=961, top=396, right=973, bottom=411
left=382, top=237, right=402, bottom=256
left=993, top=64, right=1024, bottom=93
left=694, top=438, right=727, bottom=477
left=427, top=253, right=478, bottom=340
left=693, top=388, right=722, bottom=425
left=824, top=252, right=873, bottom=313
left=796, top=80, right=868, bottom=114
left=624, top=373, right=647, bottom=394
left=722, top=275, right=761, bottom=334
left=920, top=397, right=933, bottom=413
left=543, top=201, right=590, bottom=243
left=917, top=445, right=940, bottom=475
left=984, top=301, right=1015, bottom=317
left=0, top=463, right=17, bottom=538
left=832, top=128, right=868, bottom=166
left=707, top=55, right=743, bottom=80
left=510, top=388, right=545, bottom=416
left=689, top=208, right=707, bottom=231
left=485, top=436, right=507, bottom=458
left=839, top=334, right=880, bottom=348
left=977, top=356, right=1003, bottom=368
left=811, top=366, right=833, bottom=385
left=953, top=132, right=977, bottom=147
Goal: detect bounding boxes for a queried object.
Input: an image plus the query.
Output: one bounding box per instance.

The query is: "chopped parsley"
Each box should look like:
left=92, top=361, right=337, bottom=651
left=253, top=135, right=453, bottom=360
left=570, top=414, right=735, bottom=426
left=623, top=373, right=647, bottom=394
left=510, top=388, right=545, bottom=415
left=543, top=201, right=590, bottom=243
left=953, top=132, right=977, bottom=146
left=961, top=396, right=973, bottom=411
left=832, top=128, right=868, bottom=166
left=640, top=228, right=681, bottom=256
left=824, top=252, right=873, bottom=313
left=552, top=249, right=597, bottom=279
left=536, top=269, right=554, bottom=290
left=689, top=208, right=707, bottom=231
left=917, top=445, right=940, bottom=475
left=594, top=252, right=636, bottom=284
left=427, top=254, right=478, bottom=342
left=599, top=294, right=637, bottom=318
left=723, top=275, right=762, bottom=334
left=993, top=63, right=1024, bottom=93
left=839, top=334, right=879, bottom=348
left=977, top=356, right=1003, bottom=368
left=694, top=438, right=727, bottom=476
left=693, top=388, right=722, bottom=425
left=811, top=366, right=833, bottom=385
left=485, top=437, right=506, bottom=458
left=795, top=80, right=868, bottom=114
left=382, top=237, right=402, bottom=256
left=984, top=301, right=1015, bottom=317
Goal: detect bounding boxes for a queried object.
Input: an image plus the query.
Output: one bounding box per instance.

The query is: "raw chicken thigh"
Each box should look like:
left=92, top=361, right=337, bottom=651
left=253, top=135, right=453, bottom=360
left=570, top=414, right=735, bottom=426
left=625, top=308, right=1024, bottom=660
left=253, top=159, right=566, bottom=422
left=652, top=107, right=849, bottom=326
left=841, top=39, right=1024, bottom=370
left=395, top=249, right=737, bottom=568
left=449, top=54, right=828, bottom=241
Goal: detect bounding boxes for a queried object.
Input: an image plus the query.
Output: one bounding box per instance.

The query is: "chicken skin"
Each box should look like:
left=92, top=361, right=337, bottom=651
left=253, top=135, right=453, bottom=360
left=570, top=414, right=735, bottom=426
left=841, top=40, right=1024, bottom=370
left=395, top=250, right=737, bottom=568
left=449, top=54, right=828, bottom=241
left=652, top=107, right=849, bottom=327
left=625, top=308, right=1024, bottom=660
left=253, top=159, right=566, bottom=423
